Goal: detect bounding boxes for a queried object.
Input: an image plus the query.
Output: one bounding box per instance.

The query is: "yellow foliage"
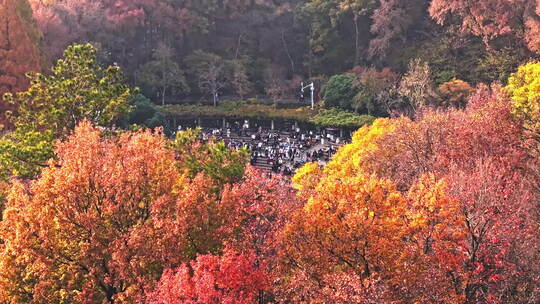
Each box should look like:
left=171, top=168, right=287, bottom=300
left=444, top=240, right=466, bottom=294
left=321, top=118, right=397, bottom=179
left=286, top=116, right=469, bottom=302
left=291, top=161, right=322, bottom=197
left=506, top=61, right=540, bottom=133
left=283, top=171, right=408, bottom=279
left=292, top=118, right=397, bottom=201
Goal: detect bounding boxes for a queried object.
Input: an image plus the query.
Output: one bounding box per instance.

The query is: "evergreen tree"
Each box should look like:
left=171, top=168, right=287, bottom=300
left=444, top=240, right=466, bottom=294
left=0, top=43, right=133, bottom=180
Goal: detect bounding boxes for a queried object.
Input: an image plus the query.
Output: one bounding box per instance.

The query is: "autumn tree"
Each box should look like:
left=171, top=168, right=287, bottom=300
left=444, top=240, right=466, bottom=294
left=429, top=0, right=540, bottom=54
left=525, top=2, right=540, bottom=53
left=280, top=170, right=408, bottom=302
left=0, top=0, right=42, bottom=125
left=100, top=0, right=193, bottom=62
left=29, top=0, right=74, bottom=59
left=282, top=166, right=465, bottom=303
left=103, top=0, right=255, bottom=42
left=147, top=248, right=269, bottom=304
left=352, top=66, right=400, bottom=115
left=0, top=43, right=133, bottom=180
left=186, top=51, right=228, bottom=107
left=170, top=164, right=302, bottom=292
left=230, top=59, right=253, bottom=100
left=505, top=61, right=540, bottom=139
left=436, top=79, right=474, bottom=109
left=398, top=58, right=437, bottom=113
left=264, top=64, right=288, bottom=107
left=303, top=117, right=397, bottom=186
left=397, top=167, right=537, bottom=303
left=396, top=174, right=467, bottom=303
left=24, top=0, right=539, bottom=98
left=368, top=0, right=425, bottom=59
left=506, top=61, right=540, bottom=196
left=29, top=0, right=107, bottom=59
left=332, top=84, right=524, bottom=191
left=0, top=122, right=185, bottom=303
left=222, top=167, right=302, bottom=303
left=0, top=120, right=275, bottom=303
left=442, top=159, right=538, bottom=303
left=282, top=85, right=539, bottom=301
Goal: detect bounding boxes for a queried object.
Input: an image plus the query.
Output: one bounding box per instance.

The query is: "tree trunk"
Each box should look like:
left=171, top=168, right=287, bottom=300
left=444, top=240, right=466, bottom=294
left=353, top=13, right=360, bottom=67
left=281, top=28, right=295, bottom=74
left=235, top=33, right=244, bottom=60
left=162, top=87, right=166, bottom=106
left=308, top=27, right=314, bottom=79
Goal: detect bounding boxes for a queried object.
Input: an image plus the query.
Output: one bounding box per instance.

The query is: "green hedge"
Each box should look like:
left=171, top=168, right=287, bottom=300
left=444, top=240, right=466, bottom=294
left=158, top=102, right=374, bottom=128
left=159, top=101, right=316, bottom=121
left=309, top=109, right=376, bottom=128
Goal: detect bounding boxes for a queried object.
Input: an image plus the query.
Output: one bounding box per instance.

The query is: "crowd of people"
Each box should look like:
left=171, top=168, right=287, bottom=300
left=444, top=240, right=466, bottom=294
left=190, top=120, right=347, bottom=176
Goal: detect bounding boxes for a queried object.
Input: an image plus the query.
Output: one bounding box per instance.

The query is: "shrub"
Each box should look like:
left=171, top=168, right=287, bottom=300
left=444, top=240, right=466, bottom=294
left=436, top=79, right=474, bottom=109
left=310, top=108, right=376, bottom=128
left=127, top=94, right=165, bottom=128
left=320, top=73, right=359, bottom=110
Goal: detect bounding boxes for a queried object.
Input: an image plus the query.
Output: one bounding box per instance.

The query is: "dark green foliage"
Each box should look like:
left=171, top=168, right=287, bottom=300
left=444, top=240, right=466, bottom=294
left=136, top=44, right=189, bottom=105
left=159, top=101, right=316, bottom=123
left=127, top=94, right=165, bottom=128
left=310, top=108, right=376, bottom=128
left=353, top=90, right=379, bottom=115
left=321, top=74, right=359, bottom=110
left=31, top=0, right=539, bottom=106
left=478, top=48, right=530, bottom=84
left=159, top=101, right=377, bottom=129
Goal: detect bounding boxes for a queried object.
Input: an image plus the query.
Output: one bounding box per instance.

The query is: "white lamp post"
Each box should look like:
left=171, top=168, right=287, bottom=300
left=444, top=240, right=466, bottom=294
left=301, top=81, right=315, bottom=110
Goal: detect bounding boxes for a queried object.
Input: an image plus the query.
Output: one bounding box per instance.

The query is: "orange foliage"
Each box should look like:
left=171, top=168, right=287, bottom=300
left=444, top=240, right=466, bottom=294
left=281, top=82, right=539, bottom=302
left=280, top=172, right=408, bottom=302
left=437, top=79, right=474, bottom=109
left=0, top=122, right=302, bottom=303
left=0, top=122, right=183, bottom=303
left=0, top=0, right=42, bottom=126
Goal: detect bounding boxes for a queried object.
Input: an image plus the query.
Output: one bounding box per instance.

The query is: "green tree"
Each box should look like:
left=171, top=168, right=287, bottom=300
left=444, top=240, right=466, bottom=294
left=303, top=0, right=376, bottom=67
left=136, top=44, right=189, bottom=105
left=321, top=73, right=359, bottom=110
left=478, top=48, right=527, bottom=83
left=0, top=43, right=133, bottom=180
left=173, top=127, right=249, bottom=185
left=126, top=94, right=165, bottom=128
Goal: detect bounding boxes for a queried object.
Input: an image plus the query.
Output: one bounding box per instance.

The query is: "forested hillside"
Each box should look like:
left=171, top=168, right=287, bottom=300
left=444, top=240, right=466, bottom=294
left=3, top=0, right=539, bottom=106
left=1, top=1, right=540, bottom=303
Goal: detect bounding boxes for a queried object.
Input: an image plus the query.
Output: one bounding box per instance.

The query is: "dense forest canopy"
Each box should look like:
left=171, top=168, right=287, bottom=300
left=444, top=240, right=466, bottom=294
left=1, top=1, right=540, bottom=303
left=1, top=0, right=537, bottom=106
